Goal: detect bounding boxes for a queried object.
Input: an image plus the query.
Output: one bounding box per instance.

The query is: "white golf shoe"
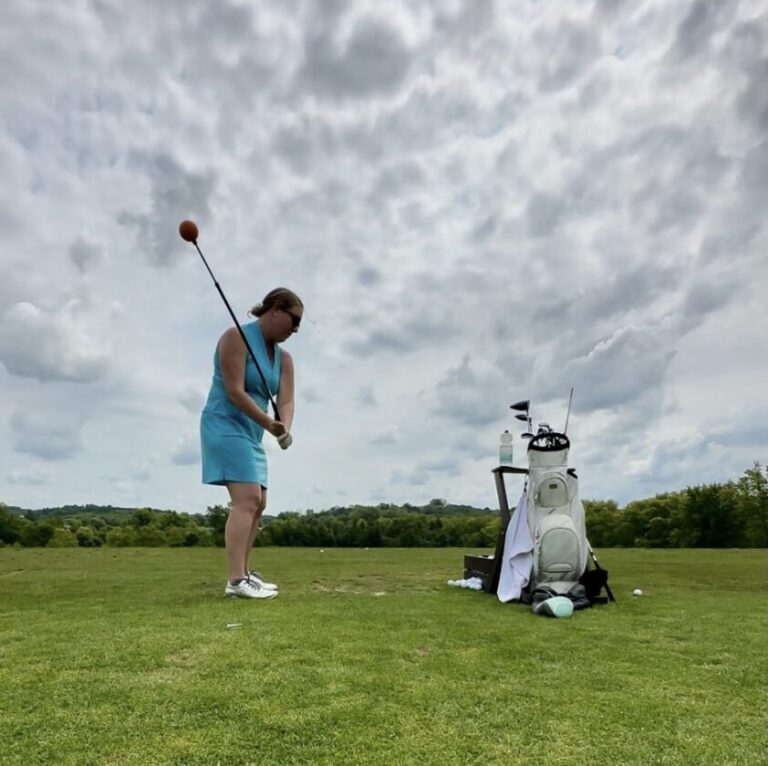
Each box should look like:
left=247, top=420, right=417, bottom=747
left=247, top=571, right=278, bottom=591
left=225, top=578, right=278, bottom=599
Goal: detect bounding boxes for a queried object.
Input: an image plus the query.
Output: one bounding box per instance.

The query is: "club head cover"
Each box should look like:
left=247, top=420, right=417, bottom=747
left=533, top=596, right=574, bottom=619
left=277, top=432, right=293, bottom=450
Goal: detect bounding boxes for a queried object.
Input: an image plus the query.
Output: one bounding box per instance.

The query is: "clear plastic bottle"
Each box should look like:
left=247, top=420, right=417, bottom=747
left=499, top=430, right=513, bottom=466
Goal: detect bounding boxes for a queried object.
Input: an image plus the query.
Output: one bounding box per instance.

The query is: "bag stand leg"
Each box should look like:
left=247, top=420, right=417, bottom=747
left=587, top=545, right=615, bottom=603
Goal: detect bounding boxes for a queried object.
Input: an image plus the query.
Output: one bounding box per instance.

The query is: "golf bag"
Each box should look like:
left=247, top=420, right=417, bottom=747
left=497, top=431, right=612, bottom=607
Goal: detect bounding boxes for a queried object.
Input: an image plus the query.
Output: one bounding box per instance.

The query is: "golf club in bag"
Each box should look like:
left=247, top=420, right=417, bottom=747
left=178, top=219, right=291, bottom=449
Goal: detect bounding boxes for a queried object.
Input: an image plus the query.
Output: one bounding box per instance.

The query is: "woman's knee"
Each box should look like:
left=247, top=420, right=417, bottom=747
left=229, top=485, right=263, bottom=516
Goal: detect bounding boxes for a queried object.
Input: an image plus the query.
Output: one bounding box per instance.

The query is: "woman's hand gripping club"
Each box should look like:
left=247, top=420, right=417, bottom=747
left=266, top=419, right=293, bottom=450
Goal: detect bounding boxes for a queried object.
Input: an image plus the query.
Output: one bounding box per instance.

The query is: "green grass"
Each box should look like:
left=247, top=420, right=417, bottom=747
left=0, top=548, right=765, bottom=766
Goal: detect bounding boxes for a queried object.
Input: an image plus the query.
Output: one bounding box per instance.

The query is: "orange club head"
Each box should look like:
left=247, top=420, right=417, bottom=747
left=179, top=220, right=199, bottom=242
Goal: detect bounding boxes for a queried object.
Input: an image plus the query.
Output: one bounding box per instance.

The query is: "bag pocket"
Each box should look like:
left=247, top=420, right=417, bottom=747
left=536, top=514, right=580, bottom=583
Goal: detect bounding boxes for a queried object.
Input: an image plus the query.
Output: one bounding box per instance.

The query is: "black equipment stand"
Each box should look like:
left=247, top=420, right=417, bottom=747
left=463, top=466, right=528, bottom=594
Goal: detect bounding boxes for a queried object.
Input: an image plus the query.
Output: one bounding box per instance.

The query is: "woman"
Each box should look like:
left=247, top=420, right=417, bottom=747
left=200, top=287, right=303, bottom=599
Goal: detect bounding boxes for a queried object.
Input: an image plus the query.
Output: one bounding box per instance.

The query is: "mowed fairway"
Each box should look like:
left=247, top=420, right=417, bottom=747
left=1, top=548, right=765, bottom=766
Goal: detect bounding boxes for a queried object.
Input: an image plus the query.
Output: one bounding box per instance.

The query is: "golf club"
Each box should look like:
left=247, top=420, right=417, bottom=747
left=563, top=386, right=574, bottom=434
left=511, top=400, right=533, bottom=438
left=179, top=220, right=291, bottom=449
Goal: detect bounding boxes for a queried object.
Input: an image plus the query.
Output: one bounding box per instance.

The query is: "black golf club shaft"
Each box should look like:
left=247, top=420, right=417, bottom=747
left=192, top=241, right=282, bottom=423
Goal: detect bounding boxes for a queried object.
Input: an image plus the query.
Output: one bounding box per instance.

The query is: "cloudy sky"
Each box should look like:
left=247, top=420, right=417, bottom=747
left=1, top=0, right=766, bottom=515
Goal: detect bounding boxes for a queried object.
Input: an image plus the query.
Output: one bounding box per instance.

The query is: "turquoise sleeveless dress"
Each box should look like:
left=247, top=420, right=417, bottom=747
left=200, top=321, right=281, bottom=487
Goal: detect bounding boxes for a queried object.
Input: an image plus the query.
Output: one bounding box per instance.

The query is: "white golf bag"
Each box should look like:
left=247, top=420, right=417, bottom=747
left=497, top=432, right=595, bottom=603
left=527, top=432, right=588, bottom=593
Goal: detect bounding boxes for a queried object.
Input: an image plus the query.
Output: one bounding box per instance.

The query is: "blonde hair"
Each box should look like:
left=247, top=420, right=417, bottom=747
left=249, top=287, right=304, bottom=318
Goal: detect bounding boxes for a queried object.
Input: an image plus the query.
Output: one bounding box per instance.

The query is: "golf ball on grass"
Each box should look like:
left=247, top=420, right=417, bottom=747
left=633, top=588, right=643, bottom=597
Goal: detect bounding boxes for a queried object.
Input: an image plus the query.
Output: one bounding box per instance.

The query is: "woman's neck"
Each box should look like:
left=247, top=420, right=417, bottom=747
left=257, top=316, right=276, bottom=346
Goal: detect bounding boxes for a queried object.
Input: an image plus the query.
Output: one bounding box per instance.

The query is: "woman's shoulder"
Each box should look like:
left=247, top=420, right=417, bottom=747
left=218, top=326, right=246, bottom=354
left=219, top=325, right=243, bottom=342
left=221, top=322, right=260, bottom=340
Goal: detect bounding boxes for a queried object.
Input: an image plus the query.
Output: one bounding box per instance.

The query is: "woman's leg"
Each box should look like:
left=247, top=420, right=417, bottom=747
left=224, top=482, right=262, bottom=583
left=244, top=488, right=267, bottom=574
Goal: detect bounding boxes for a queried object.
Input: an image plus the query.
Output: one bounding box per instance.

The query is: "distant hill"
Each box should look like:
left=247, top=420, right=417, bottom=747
left=275, top=501, right=495, bottom=519
left=5, top=500, right=495, bottom=521
left=7, top=504, right=179, bottom=518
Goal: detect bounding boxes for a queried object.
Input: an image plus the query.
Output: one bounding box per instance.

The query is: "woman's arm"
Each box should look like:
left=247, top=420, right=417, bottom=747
left=219, top=327, right=285, bottom=436
left=277, top=350, right=295, bottom=432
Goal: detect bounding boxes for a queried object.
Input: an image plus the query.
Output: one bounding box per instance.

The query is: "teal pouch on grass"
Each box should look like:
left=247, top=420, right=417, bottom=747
left=533, top=596, right=574, bottom=619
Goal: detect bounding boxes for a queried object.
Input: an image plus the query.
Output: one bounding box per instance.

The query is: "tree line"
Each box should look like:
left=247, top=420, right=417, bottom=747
left=584, top=463, right=767, bottom=548
left=1, top=463, right=765, bottom=549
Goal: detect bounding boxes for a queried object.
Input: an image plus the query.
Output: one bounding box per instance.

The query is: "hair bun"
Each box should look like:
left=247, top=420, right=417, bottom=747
left=250, top=288, right=303, bottom=318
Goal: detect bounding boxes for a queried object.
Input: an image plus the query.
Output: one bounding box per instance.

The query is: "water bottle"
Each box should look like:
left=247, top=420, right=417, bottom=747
left=499, top=430, right=513, bottom=466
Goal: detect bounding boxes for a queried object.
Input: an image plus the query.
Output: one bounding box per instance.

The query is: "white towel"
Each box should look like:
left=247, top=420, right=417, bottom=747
left=496, top=494, right=533, bottom=602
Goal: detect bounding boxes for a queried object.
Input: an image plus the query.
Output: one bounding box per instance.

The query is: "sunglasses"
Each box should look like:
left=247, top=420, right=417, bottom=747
left=283, top=308, right=302, bottom=329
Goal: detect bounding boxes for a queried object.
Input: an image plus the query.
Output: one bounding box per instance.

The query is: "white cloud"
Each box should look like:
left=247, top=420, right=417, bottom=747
left=0, top=302, right=110, bottom=383
left=118, top=152, right=218, bottom=268
left=355, top=385, right=377, bottom=408
left=178, top=387, right=206, bottom=415
left=10, top=410, right=86, bottom=462
left=371, top=425, right=400, bottom=445
left=296, top=11, right=415, bottom=100
left=69, top=236, right=101, bottom=275
left=432, top=355, right=507, bottom=427
left=7, top=468, right=51, bottom=486
left=171, top=433, right=200, bottom=466
left=1, top=0, right=766, bottom=512
left=669, top=0, right=739, bottom=61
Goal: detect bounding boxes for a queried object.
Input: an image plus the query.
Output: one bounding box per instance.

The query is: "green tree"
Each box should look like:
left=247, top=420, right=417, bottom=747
left=680, top=483, right=740, bottom=548
left=584, top=500, right=620, bottom=547
left=106, top=527, right=136, bottom=547
left=76, top=526, right=101, bottom=547
left=0, top=505, right=21, bottom=545
left=48, top=528, right=78, bottom=547
left=644, top=516, right=671, bottom=547
left=133, top=525, right=167, bottom=546
left=205, top=505, right=229, bottom=546
left=167, top=526, right=211, bottom=547
left=131, top=508, right=158, bottom=528
left=735, top=463, right=768, bottom=547
left=20, top=522, right=55, bottom=547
